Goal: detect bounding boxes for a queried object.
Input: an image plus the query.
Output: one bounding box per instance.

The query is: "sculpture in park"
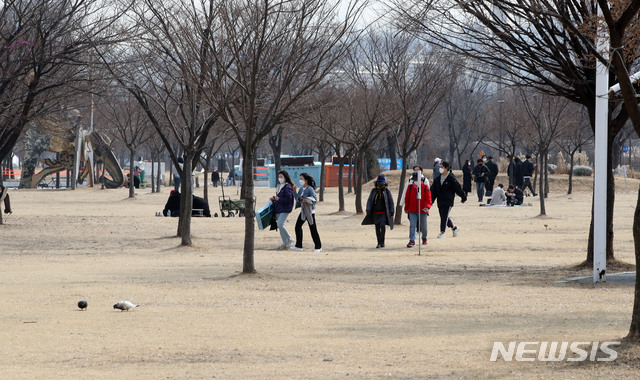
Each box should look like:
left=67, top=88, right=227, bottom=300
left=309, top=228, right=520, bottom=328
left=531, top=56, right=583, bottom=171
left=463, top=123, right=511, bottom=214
left=19, top=109, right=125, bottom=189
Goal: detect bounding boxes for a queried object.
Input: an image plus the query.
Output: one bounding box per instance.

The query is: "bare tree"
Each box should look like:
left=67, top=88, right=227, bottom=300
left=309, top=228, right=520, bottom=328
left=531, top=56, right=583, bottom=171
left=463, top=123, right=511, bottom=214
left=310, top=88, right=357, bottom=211
left=199, top=125, right=233, bottom=204
left=392, top=0, right=631, bottom=262
left=203, top=0, right=365, bottom=272
left=146, top=134, right=165, bottom=193
left=557, top=110, right=593, bottom=194
left=519, top=90, right=571, bottom=215
left=96, top=0, right=222, bottom=245
left=268, top=125, right=285, bottom=187
left=356, top=30, right=455, bottom=223
left=441, top=69, right=492, bottom=164
left=98, top=91, right=153, bottom=198
left=0, top=0, right=126, bottom=169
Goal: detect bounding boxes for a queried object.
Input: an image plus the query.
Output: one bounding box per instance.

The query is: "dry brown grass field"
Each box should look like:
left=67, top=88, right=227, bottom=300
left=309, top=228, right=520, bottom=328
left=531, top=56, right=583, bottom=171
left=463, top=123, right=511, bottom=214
left=1, top=170, right=640, bottom=379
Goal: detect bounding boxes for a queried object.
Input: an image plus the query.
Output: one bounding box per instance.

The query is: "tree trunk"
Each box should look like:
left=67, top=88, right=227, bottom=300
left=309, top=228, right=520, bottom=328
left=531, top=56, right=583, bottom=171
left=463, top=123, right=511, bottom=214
left=347, top=155, right=353, bottom=194
left=606, top=141, right=615, bottom=261
left=338, top=158, right=345, bottom=212
left=568, top=152, right=575, bottom=195
left=169, top=156, right=174, bottom=187
left=387, top=131, right=397, bottom=170
left=508, top=157, right=515, bottom=187
left=394, top=163, right=408, bottom=225
left=129, top=149, right=135, bottom=198
left=544, top=153, right=549, bottom=197
left=627, top=184, right=640, bottom=340
left=203, top=156, right=210, bottom=204
left=242, top=147, right=257, bottom=273
left=177, top=154, right=194, bottom=245
left=318, top=148, right=327, bottom=202
left=587, top=162, right=616, bottom=263
left=532, top=154, right=538, bottom=194
left=355, top=150, right=364, bottom=214
left=538, top=150, right=547, bottom=216
left=269, top=127, right=283, bottom=188
left=156, top=151, right=162, bottom=193
left=9, top=151, right=15, bottom=179
left=151, top=155, right=156, bottom=193
left=612, top=137, right=621, bottom=169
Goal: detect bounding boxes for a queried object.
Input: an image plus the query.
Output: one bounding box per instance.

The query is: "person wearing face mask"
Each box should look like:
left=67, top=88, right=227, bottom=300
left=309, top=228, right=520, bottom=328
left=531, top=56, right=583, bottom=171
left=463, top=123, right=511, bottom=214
left=433, top=158, right=442, bottom=182
left=430, top=161, right=467, bottom=238
left=270, top=170, right=295, bottom=249
left=401, top=170, right=432, bottom=247
left=362, top=174, right=395, bottom=248
left=399, top=165, right=425, bottom=209
left=290, top=173, right=322, bottom=252
left=471, top=158, right=490, bottom=203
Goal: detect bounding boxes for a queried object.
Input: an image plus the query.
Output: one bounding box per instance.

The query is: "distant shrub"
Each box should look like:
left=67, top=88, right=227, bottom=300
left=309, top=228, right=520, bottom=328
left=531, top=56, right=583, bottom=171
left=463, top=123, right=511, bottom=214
left=547, top=164, right=557, bottom=174
left=556, top=152, right=568, bottom=174
left=573, top=165, right=593, bottom=176
left=574, top=152, right=590, bottom=166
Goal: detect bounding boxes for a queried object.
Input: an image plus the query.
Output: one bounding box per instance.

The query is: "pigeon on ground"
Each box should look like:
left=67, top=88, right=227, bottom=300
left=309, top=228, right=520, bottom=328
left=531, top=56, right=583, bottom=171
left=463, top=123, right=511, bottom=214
left=78, top=300, right=88, bottom=310
left=113, top=301, right=138, bottom=311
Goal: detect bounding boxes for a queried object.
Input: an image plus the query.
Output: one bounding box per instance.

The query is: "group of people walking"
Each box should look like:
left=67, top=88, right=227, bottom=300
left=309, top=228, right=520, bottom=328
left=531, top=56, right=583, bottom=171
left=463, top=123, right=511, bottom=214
left=269, top=170, right=322, bottom=253
left=361, top=161, right=467, bottom=249
left=269, top=163, right=468, bottom=252
left=269, top=154, right=536, bottom=250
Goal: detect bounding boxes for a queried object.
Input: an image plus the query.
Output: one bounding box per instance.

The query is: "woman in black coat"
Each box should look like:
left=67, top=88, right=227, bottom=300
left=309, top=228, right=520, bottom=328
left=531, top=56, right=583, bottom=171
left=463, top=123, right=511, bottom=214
left=462, top=159, right=472, bottom=196
left=362, top=174, right=394, bottom=248
left=430, top=161, right=467, bottom=239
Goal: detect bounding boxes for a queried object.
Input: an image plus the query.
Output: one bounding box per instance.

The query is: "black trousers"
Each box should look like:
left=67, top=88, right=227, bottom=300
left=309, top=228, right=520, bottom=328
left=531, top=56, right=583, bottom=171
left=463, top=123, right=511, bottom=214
left=486, top=177, right=495, bottom=196
left=295, top=213, right=322, bottom=249
left=523, top=177, right=535, bottom=195
left=438, top=205, right=455, bottom=233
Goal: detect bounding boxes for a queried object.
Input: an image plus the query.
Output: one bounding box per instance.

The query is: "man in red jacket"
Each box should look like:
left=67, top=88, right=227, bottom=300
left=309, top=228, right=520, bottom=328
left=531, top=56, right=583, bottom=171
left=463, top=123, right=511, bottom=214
left=403, top=171, right=432, bottom=247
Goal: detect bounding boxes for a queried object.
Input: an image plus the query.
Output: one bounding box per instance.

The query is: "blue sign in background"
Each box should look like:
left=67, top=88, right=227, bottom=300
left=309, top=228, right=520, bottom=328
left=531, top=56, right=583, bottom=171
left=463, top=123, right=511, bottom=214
left=377, top=158, right=403, bottom=171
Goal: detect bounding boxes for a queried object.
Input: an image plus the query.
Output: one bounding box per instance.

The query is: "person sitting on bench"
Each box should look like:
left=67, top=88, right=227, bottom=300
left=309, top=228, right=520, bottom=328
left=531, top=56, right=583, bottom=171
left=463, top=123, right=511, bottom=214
left=163, top=190, right=211, bottom=217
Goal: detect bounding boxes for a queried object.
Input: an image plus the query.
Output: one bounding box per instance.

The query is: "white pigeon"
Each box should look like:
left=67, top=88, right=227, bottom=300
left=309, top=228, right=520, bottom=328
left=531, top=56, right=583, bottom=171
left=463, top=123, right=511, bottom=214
left=113, top=300, right=138, bottom=311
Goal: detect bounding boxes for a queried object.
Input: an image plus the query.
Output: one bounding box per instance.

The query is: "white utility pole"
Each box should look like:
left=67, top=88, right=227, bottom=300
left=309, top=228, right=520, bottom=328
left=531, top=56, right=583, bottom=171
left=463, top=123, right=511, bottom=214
left=593, top=4, right=609, bottom=283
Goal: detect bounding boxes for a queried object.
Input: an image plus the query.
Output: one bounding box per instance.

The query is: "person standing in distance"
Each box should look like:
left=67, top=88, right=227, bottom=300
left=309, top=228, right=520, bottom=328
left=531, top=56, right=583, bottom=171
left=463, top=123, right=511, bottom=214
left=433, top=157, right=442, bottom=182
left=521, top=154, right=537, bottom=196
left=485, top=156, right=499, bottom=197
left=462, top=159, right=472, bottom=197
left=472, top=158, right=490, bottom=203
left=430, top=161, right=466, bottom=238
left=290, top=173, right=322, bottom=252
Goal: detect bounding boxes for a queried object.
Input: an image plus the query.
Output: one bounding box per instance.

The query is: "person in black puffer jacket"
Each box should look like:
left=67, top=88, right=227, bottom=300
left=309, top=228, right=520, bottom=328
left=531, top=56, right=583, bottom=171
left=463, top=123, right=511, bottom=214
left=430, top=161, right=467, bottom=239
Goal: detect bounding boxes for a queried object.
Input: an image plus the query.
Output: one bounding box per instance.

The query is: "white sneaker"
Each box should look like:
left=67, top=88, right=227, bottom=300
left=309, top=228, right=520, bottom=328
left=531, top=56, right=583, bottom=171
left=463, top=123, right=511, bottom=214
left=277, top=243, right=286, bottom=250
left=286, top=238, right=295, bottom=248
left=290, top=246, right=303, bottom=252
left=314, top=248, right=322, bottom=253
left=453, top=227, right=460, bottom=237
left=437, top=233, right=445, bottom=239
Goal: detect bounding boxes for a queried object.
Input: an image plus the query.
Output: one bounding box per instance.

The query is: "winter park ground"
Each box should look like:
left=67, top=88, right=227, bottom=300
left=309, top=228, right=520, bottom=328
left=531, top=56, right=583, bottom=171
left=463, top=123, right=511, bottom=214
left=2, top=171, right=640, bottom=379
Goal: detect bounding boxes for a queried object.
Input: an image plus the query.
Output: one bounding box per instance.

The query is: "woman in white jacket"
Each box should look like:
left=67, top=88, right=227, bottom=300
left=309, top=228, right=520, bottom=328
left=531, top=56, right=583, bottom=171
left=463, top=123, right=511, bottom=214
left=290, top=173, right=322, bottom=252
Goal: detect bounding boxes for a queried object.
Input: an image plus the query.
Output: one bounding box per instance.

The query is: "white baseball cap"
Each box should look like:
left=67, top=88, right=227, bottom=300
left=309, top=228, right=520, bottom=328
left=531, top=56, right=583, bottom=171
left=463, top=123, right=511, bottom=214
left=434, top=157, right=441, bottom=163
